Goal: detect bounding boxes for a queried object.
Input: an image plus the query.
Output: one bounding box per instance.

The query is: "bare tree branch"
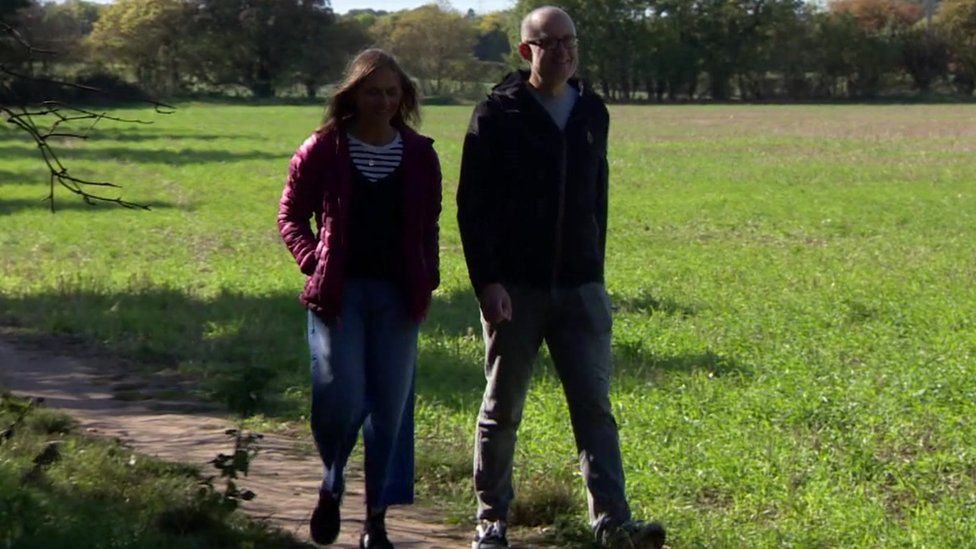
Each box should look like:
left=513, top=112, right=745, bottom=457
left=0, top=19, right=55, bottom=56
left=2, top=19, right=175, bottom=212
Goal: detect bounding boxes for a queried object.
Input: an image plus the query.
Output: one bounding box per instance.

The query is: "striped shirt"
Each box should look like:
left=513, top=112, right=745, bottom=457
left=347, top=132, right=403, bottom=182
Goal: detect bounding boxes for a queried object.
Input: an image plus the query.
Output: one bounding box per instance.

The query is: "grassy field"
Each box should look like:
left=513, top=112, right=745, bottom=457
left=0, top=392, right=304, bottom=547
left=2, top=103, right=976, bottom=546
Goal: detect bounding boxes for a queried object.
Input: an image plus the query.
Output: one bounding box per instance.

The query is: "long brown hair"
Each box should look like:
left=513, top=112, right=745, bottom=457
left=319, top=49, right=420, bottom=133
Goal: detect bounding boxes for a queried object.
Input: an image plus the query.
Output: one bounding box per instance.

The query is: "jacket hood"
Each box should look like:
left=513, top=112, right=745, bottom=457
left=489, top=70, right=594, bottom=102
left=318, top=122, right=433, bottom=149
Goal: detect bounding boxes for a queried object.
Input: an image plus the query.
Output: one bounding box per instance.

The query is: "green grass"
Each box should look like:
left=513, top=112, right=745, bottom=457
left=0, top=392, right=305, bottom=547
left=2, top=103, right=976, bottom=546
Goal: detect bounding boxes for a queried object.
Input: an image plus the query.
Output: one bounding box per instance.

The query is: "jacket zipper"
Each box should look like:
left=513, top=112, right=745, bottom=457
left=551, top=131, right=567, bottom=287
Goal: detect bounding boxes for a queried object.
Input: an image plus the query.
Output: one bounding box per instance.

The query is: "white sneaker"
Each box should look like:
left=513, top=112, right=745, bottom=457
left=472, top=519, right=509, bottom=549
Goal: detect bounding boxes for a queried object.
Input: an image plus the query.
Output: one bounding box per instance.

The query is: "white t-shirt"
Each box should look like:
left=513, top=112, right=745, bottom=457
left=529, top=85, right=579, bottom=131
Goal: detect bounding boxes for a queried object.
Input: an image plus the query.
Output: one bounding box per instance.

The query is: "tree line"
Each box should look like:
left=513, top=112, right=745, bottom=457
left=3, top=0, right=976, bottom=102
left=513, top=0, right=976, bottom=100
left=1, top=0, right=512, bottom=100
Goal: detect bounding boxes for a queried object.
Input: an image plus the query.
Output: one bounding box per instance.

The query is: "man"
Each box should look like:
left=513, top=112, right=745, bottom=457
left=457, top=6, right=667, bottom=549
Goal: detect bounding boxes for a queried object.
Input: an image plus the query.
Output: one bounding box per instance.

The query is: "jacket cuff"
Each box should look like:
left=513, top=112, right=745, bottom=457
left=299, top=252, right=318, bottom=276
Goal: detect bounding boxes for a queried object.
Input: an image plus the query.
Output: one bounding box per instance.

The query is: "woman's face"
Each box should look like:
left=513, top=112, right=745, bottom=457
left=354, top=67, right=402, bottom=127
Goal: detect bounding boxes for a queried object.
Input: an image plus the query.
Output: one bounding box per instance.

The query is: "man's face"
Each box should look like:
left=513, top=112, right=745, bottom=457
left=520, top=12, right=578, bottom=87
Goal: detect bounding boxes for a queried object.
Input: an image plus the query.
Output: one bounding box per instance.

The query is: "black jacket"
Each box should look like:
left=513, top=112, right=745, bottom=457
left=457, top=70, right=610, bottom=293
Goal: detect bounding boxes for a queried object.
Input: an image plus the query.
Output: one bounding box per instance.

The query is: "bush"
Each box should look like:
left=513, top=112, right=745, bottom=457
left=74, top=72, right=150, bottom=102
left=0, top=71, right=150, bottom=105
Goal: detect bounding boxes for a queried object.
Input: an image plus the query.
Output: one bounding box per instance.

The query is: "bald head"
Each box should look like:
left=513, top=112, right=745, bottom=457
left=517, top=6, right=578, bottom=94
left=520, top=6, right=575, bottom=42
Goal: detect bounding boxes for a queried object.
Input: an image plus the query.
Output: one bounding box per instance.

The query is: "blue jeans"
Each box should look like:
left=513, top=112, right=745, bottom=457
left=307, top=279, right=419, bottom=509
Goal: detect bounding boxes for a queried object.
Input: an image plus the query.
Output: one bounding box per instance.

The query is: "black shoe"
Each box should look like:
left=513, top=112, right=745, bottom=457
left=309, top=491, right=341, bottom=545
left=595, top=519, right=666, bottom=549
left=360, top=521, right=394, bottom=548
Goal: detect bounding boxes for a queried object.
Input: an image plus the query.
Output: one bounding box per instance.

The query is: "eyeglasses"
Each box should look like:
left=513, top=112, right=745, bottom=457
left=523, top=36, right=578, bottom=50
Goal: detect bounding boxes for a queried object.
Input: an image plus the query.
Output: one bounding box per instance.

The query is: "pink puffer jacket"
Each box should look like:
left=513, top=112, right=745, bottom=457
left=277, top=125, right=441, bottom=321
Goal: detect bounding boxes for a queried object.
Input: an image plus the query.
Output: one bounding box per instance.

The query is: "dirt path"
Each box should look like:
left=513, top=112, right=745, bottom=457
left=0, top=331, right=471, bottom=548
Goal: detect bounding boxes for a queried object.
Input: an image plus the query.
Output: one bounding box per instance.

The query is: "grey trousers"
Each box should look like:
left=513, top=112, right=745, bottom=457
left=473, top=282, right=631, bottom=528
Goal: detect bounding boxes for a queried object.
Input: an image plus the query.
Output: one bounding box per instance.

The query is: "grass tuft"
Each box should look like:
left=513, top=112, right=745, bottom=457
left=509, top=469, right=582, bottom=527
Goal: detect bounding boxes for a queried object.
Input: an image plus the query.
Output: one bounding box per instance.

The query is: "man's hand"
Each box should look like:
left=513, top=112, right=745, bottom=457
left=479, top=283, right=512, bottom=325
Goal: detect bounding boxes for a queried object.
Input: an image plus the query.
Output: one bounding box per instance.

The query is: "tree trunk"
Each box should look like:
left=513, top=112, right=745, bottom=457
left=709, top=69, right=731, bottom=100
left=250, top=63, right=274, bottom=98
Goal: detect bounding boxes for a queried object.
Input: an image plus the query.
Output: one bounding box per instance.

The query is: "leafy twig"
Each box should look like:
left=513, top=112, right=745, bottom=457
left=0, top=392, right=44, bottom=446
left=201, top=427, right=263, bottom=511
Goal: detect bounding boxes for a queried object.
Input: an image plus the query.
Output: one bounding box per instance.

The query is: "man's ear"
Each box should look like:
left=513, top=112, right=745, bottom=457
left=518, top=42, right=533, bottom=62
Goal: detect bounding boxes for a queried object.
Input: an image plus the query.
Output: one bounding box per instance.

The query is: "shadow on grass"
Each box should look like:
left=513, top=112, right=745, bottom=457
left=611, top=290, right=698, bottom=317
left=0, top=132, right=29, bottom=144
left=425, top=286, right=481, bottom=337
left=7, top=484, right=311, bottom=548
left=0, top=168, right=46, bottom=185
left=0, top=284, right=745, bottom=417
left=0, top=284, right=744, bottom=544
left=90, top=129, right=259, bottom=142
left=426, top=286, right=700, bottom=334
left=0, top=197, right=179, bottom=214
left=0, top=127, right=262, bottom=146
left=0, top=145, right=284, bottom=165
left=615, top=343, right=746, bottom=380
left=0, top=287, right=302, bottom=417
left=425, top=286, right=738, bottom=378
left=0, top=287, right=490, bottom=419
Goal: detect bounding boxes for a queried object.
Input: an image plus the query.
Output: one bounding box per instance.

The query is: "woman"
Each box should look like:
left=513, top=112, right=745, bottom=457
left=277, top=49, right=441, bottom=548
